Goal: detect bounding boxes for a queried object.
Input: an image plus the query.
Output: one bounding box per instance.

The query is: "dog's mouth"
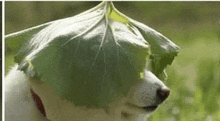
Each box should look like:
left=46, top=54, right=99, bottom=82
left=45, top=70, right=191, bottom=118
left=142, top=105, right=158, bottom=111
left=121, top=103, right=158, bottom=119
left=126, top=102, right=159, bottom=112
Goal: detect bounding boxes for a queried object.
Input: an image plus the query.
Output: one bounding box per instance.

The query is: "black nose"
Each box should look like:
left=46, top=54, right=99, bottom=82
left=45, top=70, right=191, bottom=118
left=157, top=88, right=170, bottom=102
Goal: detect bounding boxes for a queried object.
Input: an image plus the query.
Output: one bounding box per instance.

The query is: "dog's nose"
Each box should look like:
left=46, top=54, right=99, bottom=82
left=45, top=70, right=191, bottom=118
left=157, top=88, right=170, bottom=102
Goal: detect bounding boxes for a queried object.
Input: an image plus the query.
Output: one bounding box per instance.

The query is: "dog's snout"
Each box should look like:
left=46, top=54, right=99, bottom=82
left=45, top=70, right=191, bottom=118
left=157, top=88, right=170, bottom=102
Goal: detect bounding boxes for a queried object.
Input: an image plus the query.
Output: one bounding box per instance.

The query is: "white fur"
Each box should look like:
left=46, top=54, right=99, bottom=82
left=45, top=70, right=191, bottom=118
left=5, top=64, right=169, bottom=121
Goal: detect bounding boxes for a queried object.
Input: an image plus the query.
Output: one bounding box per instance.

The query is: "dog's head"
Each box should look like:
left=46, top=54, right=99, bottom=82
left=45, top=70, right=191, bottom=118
left=6, top=2, right=179, bottom=121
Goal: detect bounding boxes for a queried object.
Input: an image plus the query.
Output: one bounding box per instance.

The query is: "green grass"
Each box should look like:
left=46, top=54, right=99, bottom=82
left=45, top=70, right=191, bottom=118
left=149, top=39, right=220, bottom=121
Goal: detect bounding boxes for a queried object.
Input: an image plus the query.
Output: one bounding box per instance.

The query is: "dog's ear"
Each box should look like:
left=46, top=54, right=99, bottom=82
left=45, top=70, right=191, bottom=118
left=5, top=22, right=52, bottom=54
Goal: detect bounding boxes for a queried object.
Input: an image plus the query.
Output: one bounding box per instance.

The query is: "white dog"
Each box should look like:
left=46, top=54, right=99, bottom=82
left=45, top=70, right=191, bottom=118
left=5, top=2, right=179, bottom=121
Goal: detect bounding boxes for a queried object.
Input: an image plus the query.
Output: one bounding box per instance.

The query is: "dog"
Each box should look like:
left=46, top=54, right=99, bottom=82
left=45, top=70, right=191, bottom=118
left=5, top=64, right=170, bottom=121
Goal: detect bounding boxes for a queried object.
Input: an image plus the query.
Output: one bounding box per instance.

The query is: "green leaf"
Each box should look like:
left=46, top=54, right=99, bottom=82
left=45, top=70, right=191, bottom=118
left=5, top=23, right=51, bottom=53
left=7, top=1, right=179, bottom=108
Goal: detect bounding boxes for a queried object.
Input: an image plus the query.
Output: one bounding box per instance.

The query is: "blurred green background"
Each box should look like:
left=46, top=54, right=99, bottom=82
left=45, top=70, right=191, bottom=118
left=5, top=2, right=220, bottom=121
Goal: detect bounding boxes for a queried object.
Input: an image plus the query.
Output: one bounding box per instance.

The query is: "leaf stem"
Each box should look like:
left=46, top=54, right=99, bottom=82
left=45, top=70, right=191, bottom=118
left=103, top=1, right=111, bottom=15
